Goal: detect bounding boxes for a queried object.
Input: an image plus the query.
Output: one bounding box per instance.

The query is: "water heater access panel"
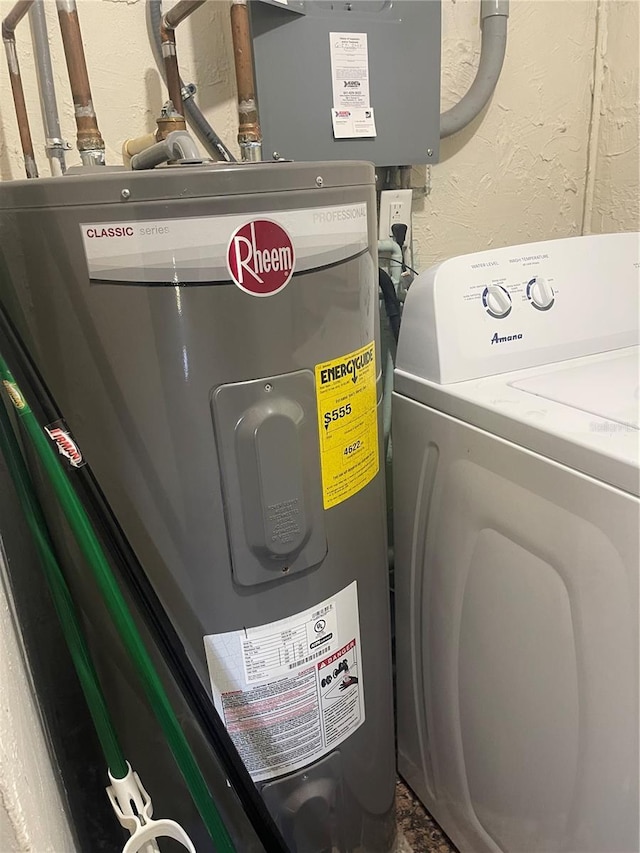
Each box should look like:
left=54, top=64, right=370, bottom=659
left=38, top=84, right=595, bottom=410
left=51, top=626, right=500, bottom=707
left=250, top=0, right=441, bottom=166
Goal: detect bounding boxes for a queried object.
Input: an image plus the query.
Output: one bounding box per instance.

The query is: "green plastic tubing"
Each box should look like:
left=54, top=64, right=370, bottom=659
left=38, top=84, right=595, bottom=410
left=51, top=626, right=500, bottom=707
left=0, top=390, right=128, bottom=780
left=0, top=355, right=236, bottom=853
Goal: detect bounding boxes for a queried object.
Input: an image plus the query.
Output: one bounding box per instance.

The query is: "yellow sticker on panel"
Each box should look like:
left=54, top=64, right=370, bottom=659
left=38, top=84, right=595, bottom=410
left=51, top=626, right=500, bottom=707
left=315, top=342, right=379, bottom=509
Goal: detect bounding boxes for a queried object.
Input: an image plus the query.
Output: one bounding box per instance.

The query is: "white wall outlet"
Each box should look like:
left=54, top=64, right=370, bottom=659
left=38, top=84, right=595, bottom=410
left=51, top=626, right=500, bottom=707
left=378, top=189, right=413, bottom=246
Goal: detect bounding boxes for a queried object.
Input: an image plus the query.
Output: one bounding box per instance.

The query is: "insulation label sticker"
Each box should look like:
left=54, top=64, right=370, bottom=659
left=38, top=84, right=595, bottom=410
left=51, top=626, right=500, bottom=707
left=79, top=203, right=368, bottom=287
left=203, top=582, right=364, bottom=782
left=315, top=341, right=379, bottom=510
left=329, top=32, right=376, bottom=138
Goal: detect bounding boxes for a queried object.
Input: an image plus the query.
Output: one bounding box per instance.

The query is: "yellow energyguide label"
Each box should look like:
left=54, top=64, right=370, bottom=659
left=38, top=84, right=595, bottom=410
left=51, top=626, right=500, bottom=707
left=315, top=341, right=379, bottom=509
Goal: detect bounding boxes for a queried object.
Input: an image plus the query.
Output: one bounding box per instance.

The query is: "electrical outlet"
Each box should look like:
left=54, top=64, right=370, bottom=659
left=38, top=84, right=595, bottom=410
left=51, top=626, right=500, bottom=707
left=378, top=189, right=413, bottom=247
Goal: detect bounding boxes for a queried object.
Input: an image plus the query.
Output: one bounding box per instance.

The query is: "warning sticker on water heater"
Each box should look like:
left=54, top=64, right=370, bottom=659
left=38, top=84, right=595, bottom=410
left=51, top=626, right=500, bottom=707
left=203, top=582, right=364, bottom=782
left=315, top=341, right=379, bottom=509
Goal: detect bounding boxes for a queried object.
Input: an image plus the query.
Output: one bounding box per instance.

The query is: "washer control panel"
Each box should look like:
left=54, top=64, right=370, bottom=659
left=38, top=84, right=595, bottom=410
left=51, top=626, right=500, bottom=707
left=397, top=232, right=639, bottom=383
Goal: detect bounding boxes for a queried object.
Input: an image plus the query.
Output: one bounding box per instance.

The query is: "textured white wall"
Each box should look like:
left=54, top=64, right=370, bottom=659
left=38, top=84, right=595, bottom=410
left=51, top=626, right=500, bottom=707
left=413, top=0, right=599, bottom=266
left=0, top=548, right=76, bottom=852
left=587, top=0, right=640, bottom=234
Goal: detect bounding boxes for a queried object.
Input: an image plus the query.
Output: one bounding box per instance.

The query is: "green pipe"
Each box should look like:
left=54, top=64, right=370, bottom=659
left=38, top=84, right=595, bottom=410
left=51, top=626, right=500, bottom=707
left=0, top=394, right=128, bottom=780
left=0, top=357, right=235, bottom=853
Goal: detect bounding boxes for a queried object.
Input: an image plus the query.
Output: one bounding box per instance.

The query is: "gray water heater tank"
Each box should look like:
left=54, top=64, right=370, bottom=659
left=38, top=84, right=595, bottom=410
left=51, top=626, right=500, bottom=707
left=0, top=161, right=396, bottom=852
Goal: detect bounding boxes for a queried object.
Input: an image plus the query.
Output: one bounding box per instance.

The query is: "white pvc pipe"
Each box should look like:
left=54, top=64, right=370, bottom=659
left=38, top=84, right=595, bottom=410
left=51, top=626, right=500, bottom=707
left=378, top=239, right=403, bottom=288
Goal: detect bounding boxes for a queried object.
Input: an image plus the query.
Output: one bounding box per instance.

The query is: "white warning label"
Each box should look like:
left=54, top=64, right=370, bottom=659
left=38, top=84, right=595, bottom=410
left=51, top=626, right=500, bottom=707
left=241, top=601, right=338, bottom=684
left=203, top=582, right=364, bottom=782
left=318, top=639, right=362, bottom=748
left=329, top=32, right=377, bottom=138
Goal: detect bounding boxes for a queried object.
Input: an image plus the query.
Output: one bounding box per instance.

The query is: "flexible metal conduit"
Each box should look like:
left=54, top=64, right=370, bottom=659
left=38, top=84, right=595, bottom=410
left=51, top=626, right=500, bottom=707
left=2, top=0, right=37, bottom=178
left=29, top=0, right=67, bottom=175
left=440, top=0, right=510, bottom=139
left=56, top=0, right=105, bottom=165
left=148, top=0, right=235, bottom=162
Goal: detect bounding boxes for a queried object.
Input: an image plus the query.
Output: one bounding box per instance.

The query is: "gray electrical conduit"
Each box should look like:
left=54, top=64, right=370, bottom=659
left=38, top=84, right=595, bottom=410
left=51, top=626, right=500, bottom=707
left=147, top=0, right=235, bottom=162
left=130, top=129, right=201, bottom=169
left=440, top=0, right=510, bottom=139
left=29, top=0, right=67, bottom=175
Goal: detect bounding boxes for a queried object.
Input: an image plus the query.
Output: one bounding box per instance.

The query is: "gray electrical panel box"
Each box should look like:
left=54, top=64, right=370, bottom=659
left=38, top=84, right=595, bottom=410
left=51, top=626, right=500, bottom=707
left=250, top=0, right=441, bottom=166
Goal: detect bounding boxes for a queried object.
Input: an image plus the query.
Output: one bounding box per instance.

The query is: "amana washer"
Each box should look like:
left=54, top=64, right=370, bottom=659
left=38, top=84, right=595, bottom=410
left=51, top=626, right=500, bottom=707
left=393, top=232, right=640, bottom=853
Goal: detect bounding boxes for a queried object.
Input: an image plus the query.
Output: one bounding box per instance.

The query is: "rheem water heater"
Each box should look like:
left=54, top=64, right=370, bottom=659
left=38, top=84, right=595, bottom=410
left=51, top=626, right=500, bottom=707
left=0, top=160, right=396, bottom=852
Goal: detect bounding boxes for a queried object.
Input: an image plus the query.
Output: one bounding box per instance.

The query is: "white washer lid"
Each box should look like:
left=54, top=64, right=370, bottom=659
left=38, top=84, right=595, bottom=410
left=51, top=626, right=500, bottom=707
left=394, top=347, right=640, bottom=496
left=510, top=352, right=639, bottom=430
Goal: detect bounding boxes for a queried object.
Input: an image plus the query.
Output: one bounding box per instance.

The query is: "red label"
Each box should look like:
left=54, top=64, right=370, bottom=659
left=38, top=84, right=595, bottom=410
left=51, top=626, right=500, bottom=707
left=226, top=219, right=295, bottom=297
left=44, top=425, right=85, bottom=468
left=318, top=639, right=356, bottom=670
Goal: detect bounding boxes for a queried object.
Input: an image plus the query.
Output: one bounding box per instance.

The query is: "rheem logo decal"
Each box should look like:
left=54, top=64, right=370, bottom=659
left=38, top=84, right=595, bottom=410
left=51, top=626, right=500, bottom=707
left=226, top=219, right=295, bottom=297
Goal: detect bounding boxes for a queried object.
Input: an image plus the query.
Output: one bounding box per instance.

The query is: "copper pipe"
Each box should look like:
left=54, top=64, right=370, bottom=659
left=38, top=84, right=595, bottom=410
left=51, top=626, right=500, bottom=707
left=160, top=20, right=182, bottom=115
left=2, top=0, right=38, bottom=178
left=2, top=0, right=33, bottom=38
left=164, top=0, right=205, bottom=29
left=56, top=0, right=105, bottom=165
left=160, top=0, right=205, bottom=116
left=230, top=0, right=261, bottom=161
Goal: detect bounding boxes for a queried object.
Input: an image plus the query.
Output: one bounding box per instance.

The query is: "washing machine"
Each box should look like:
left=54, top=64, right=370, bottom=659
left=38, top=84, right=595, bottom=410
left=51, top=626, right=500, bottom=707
left=393, top=232, right=640, bottom=853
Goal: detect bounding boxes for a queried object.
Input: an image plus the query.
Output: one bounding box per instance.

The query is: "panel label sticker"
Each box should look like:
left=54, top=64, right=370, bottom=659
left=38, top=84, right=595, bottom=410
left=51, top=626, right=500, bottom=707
left=329, top=32, right=376, bottom=138
left=330, top=32, right=370, bottom=109
left=331, top=107, right=377, bottom=140
left=315, top=341, right=379, bottom=510
left=203, top=582, right=364, bottom=782
left=79, top=204, right=368, bottom=287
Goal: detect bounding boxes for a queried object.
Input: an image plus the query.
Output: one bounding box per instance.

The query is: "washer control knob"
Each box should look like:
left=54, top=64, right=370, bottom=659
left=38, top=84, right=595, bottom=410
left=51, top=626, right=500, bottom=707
left=527, top=276, right=555, bottom=310
left=483, top=285, right=512, bottom=318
